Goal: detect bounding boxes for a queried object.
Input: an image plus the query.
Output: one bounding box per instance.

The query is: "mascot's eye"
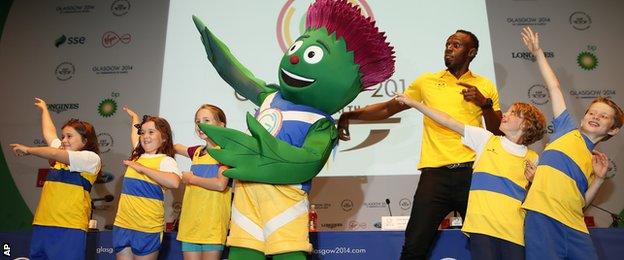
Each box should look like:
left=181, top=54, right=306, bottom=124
left=303, top=46, right=324, bottom=64
left=288, top=41, right=303, bottom=55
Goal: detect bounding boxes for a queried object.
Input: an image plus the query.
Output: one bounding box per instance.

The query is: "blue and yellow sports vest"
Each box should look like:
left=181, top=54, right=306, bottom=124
left=114, top=155, right=171, bottom=233
left=33, top=161, right=98, bottom=231
left=177, top=147, right=232, bottom=244
left=523, top=110, right=595, bottom=234
left=461, top=136, right=537, bottom=246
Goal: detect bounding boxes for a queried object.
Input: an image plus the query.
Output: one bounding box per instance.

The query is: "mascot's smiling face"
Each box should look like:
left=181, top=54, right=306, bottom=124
left=278, top=27, right=361, bottom=115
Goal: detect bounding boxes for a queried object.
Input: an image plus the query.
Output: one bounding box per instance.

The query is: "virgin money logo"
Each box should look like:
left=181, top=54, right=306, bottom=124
left=102, top=32, right=131, bottom=48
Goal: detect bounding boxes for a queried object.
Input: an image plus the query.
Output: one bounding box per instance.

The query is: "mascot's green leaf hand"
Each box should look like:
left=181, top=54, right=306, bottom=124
left=198, top=113, right=337, bottom=184
left=192, top=15, right=275, bottom=106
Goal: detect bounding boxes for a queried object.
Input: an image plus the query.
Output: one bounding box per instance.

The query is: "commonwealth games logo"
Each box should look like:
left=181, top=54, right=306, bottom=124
left=275, top=0, right=374, bottom=52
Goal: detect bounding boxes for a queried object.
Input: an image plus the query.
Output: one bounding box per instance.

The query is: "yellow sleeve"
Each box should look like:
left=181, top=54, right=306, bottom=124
left=485, top=79, right=501, bottom=111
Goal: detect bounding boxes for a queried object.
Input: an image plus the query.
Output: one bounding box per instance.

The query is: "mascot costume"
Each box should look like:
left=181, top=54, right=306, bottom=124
left=192, top=0, right=394, bottom=259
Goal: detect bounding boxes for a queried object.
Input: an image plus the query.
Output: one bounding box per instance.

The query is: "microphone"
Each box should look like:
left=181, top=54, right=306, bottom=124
left=95, top=172, right=115, bottom=184
left=589, top=204, right=622, bottom=227
left=92, top=195, right=115, bottom=202
left=385, top=198, right=393, bottom=217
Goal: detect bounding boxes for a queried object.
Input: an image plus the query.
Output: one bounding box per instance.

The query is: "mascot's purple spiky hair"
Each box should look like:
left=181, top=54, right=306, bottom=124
left=306, top=0, right=395, bottom=89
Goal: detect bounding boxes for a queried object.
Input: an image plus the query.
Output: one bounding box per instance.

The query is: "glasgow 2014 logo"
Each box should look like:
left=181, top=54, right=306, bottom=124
left=275, top=0, right=374, bottom=53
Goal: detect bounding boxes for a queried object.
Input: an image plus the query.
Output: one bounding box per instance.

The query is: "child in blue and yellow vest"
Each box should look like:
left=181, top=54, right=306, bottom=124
left=521, top=27, right=623, bottom=260
left=173, top=104, right=232, bottom=260
left=10, top=97, right=101, bottom=260
left=113, top=107, right=181, bottom=259
left=396, top=93, right=547, bottom=260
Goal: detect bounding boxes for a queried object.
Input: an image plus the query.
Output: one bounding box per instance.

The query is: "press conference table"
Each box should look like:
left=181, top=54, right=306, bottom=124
left=0, top=228, right=622, bottom=259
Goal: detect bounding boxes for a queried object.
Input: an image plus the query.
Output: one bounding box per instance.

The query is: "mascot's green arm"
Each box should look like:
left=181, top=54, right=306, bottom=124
left=193, top=15, right=275, bottom=106
left=199, top=113, right=337, bottom=184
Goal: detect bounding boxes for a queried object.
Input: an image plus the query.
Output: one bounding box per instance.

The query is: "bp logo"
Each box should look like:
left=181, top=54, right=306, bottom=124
left=257, top=108, right=283, bottom=136
left=577, top=51, right=598, bottom=71
left=98, top=98, right=118, bottom=117
left=275, top=0, right=374, bottom=52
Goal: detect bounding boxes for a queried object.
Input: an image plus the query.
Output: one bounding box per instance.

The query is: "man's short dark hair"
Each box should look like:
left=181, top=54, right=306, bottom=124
left=456, top=29, right=479, bottom=50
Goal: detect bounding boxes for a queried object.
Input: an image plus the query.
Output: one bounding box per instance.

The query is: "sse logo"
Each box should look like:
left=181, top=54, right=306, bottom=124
left=55, top=35, right=87, bottom=47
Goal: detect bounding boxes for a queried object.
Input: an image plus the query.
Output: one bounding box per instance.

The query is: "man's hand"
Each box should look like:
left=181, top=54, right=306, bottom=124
left=459, top=82, right=487, bottom=107
left=337, top=113, right=352, bottom=141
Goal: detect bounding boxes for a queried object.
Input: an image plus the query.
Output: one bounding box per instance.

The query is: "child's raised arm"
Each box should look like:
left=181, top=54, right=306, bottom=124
left=522, top=27, right=566, bottom=117
left=395, top=93, right=465, bottom=135
left=35, top=98, right=58, bottom=145
left=123, top=106, right=140, bottom=149
left=174, top=144, right=190, bottom=158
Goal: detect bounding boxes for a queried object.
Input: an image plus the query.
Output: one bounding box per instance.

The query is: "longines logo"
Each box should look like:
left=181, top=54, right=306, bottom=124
left=506, top=17, right=551, bottom=26
left=569, top=89, right=615, bottom=99
left=570, top=12, right=591, bottom=31
left=55, top=35, right=87, bottom=47
left=320, top=223, right=343, bottom=229
left=97, top=133, right=114, bottom=153
left=111, top=0, right=131, bottom=16
left=56, top=4, right=94, bottom=14
left=511, top=51, right=554, bottom=62
left=341, top=199, right=354, bottom=212
left=399, top=198, right=411, bottom=210
left=47, top=103, right=79, bottom=114
left=92, top=64, right=133, bottom=75
left=102, top=31, right=131, bottom=48
left=55, top=62, right=75, bottom=81
left=528, top=84, right=550, bottom=105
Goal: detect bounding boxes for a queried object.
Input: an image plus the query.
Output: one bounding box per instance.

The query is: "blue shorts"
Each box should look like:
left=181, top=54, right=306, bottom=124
left=112, top=226, right=162, bottom=256
left=181, top=242, right=224, bottom=252
left=469, top=233, right=524, bottom=260
left=30, top=225, right=86, bottom=260
left=525, top=210, right=598, bottom=260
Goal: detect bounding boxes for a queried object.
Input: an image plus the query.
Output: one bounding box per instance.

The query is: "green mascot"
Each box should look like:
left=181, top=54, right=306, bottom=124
left=193, top=0, right=394, bottom=259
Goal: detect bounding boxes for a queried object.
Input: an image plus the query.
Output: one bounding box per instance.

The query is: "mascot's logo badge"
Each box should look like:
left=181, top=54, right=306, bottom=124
left=276, top=0, right=374, bottom=52
left=257, top=108, right=283, bottom=136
